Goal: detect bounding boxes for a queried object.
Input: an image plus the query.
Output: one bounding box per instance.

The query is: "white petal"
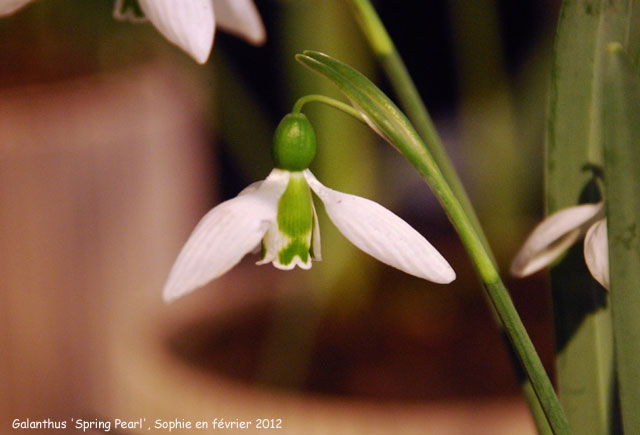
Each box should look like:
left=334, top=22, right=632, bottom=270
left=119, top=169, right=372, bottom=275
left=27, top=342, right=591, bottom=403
left=511, top=202, right=604, bottom=277
left=243, top=180, right=265, bottom=255
left=212, top=0, right=265, bottom=45
left=138, top=0, right=215, bottom=64
left=304, top=170, right=455, bottom=283
left=584, top=219, right=609, bottom=290
left=0, top=0, right=32, bottom=16
left=163, top=169, right=289, bottom=302
left=237, top=180, right=263, bottom=196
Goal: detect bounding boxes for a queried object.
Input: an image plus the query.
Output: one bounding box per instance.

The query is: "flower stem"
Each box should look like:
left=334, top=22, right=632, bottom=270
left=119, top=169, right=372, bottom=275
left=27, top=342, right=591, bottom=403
left=344, top=0, right=494, bottom=265
left=419, top=146, right=570, bottom=434
left=345, top=0, right=566, bottom=433
left=292, top=94, right=366, bottom=123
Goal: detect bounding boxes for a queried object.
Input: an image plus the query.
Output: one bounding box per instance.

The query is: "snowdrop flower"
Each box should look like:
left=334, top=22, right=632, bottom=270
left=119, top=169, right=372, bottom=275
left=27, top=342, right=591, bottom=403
left=511, top=202, right=609, bottom=289
left=163, top=113, right=456, bottom=302
left=113, top=0, right=265, bottom=63
left=0, top=0, right=265, bottom=64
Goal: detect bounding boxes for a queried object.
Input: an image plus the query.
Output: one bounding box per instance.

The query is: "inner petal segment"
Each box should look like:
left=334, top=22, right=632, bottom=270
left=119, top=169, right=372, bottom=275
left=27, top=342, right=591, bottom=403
left=258, top=172, right=315, bottom=270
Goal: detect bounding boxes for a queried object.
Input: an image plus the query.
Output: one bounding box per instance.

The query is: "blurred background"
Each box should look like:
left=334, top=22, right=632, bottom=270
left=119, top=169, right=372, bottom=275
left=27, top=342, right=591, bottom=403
left=0, top=0, right=559, bottom=433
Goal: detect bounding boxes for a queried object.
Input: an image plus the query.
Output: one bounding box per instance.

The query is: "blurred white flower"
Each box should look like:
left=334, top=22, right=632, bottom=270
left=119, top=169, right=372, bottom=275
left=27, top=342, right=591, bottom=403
left=0, top=0, right=266, bottom=64
left=114, top=0, right=265, bottom=63
left=163, top=168, right=456, bottom=302
left=511, top=202, right=609, bottom=289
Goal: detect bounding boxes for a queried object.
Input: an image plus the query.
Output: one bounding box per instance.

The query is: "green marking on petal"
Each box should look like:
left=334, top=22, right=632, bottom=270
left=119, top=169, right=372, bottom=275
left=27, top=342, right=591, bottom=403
left=260, top=240, right=266, bottom=261
left=278, top=239, right=310, bottom=266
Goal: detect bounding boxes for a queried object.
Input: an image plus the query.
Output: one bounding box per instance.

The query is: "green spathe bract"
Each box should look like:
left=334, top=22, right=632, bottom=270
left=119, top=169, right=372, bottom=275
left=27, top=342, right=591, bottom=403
left=272, top=113, right=317, bottom=171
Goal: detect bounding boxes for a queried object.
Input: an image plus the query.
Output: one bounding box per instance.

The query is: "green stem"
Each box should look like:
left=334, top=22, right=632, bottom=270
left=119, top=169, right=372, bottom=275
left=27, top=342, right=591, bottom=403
left=292, top=94, right=366, bottom=123
left=426, top=158, right=570, bottom=434
left=345, top=0, right=563, bottom=432
left=345, top=0, right=495, bottom=265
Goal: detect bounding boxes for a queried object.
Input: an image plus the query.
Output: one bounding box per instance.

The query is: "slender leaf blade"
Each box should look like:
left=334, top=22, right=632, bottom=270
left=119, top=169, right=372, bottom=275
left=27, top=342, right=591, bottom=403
left=546, top=0, right=631, bottom=432
left=602, top=43, right=640, bottom=434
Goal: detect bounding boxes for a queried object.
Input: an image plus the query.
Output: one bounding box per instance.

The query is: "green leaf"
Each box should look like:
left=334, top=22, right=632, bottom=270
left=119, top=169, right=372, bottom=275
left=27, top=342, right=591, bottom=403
left=628, top=2, right=640, bottom=67
left=602, top=43, right=640, bottom=434
left=545, top=1, right=635, bottom=432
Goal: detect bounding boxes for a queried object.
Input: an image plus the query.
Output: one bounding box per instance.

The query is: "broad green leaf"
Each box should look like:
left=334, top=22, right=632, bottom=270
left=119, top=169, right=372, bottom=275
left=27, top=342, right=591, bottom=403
left=628, top=2, right=640, bottom=66
left=602, top=43, right=640, bottom=434
left=547, top=0, right=633, bottom=432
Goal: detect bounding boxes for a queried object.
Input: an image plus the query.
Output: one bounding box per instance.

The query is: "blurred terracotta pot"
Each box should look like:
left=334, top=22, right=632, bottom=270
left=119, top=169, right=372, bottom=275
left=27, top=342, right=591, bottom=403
left=105, top=277, right=536, bottom=435
left=0, top=61, right=213, bottom=423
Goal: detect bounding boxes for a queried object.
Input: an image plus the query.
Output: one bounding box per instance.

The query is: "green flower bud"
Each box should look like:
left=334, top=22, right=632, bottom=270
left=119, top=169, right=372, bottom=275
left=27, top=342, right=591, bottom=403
left=272, top=113, right=317, bottom=171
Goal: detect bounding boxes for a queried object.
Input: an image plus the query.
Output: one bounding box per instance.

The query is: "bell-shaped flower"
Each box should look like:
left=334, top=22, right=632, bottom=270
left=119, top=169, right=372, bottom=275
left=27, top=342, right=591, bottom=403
left=113, top=0, right=265, bottom=63
left=510, top=201, right=609, bottom=289
left=163, top=113, right=455, bottom=302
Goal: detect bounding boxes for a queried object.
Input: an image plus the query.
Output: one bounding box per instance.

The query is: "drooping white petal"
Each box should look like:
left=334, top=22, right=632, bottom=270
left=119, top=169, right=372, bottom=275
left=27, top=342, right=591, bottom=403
left=138, top=0, right=215, bottom=64
left=0, top=0, right=32, bottom=16
left=511, top=202, right=605, bottom=277
left=212, top=0, right=265, bottom=45
left=163, top=169, right=289, bottom=302
left=237, top=180, right=263, bottom=196
left=584, top=219, right=609, bottom=290
left=304, top=170, right=455, bottom=283
left=238, top=180, right=266, bottom=255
